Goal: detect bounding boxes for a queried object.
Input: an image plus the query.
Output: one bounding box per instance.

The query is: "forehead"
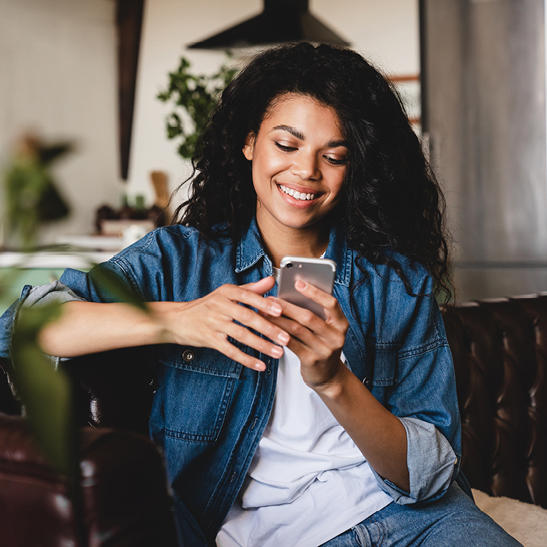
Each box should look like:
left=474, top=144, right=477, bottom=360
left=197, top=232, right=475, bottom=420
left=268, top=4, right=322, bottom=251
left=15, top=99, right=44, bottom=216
left=260, top=93, right=343, bottom=135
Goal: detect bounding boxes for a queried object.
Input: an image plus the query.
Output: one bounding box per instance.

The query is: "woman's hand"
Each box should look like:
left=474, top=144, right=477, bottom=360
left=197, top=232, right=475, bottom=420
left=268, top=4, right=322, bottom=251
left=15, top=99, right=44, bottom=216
left=152, top=276, right=290, bottom=371
left=266, top=280, right=349, bottom=391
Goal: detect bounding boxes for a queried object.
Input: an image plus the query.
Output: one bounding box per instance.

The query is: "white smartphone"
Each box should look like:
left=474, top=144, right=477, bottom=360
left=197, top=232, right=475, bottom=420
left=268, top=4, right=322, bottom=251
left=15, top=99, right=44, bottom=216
left=277, top=256, right=337, bottom=320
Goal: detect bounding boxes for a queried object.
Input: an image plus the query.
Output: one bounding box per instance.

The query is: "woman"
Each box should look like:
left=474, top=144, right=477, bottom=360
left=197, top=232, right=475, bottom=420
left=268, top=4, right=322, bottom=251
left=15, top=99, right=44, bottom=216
left=0, top=43, right=521, bottom=546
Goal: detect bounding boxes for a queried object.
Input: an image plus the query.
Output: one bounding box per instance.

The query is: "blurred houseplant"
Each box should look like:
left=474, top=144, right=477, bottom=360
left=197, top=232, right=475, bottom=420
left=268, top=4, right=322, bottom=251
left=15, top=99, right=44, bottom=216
left=1, top=134, right=147, bottom=545
left=1, top=132, right=81, bottom=535
left=4, top=134, right=71, bottom=250
left=157, top=54, right=237, bottom=160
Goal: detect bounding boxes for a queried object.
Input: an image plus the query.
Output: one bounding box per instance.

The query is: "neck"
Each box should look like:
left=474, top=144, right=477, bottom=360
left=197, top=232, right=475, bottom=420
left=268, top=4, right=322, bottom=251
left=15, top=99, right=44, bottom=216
left=256, top=216, right=331, bottom=268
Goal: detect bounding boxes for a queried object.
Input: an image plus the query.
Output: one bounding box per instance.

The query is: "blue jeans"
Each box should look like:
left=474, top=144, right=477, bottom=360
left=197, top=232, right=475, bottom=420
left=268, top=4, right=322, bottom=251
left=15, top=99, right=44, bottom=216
left=320, top=484, right=522, bottom=547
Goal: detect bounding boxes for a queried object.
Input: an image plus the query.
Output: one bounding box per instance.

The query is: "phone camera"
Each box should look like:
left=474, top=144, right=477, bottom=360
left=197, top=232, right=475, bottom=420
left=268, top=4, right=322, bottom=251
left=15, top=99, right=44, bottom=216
left=286, top=262, right=293, bottom=269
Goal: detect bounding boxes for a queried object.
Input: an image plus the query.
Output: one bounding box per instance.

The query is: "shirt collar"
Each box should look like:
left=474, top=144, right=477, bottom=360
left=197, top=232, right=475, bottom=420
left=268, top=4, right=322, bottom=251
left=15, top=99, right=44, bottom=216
left=235, top=217, right=268, bottom=274
left=235, top=217, right=351, bottom=287
left=324, top=221, right=351, bottom=287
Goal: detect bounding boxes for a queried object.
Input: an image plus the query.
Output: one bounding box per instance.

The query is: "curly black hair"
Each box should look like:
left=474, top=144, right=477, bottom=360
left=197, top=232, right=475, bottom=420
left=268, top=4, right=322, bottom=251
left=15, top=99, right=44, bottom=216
left=173, top=42, right=453, bottom=302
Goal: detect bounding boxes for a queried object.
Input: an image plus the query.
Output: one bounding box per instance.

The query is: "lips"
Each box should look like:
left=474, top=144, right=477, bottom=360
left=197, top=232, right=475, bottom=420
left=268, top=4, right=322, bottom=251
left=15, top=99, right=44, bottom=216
left=278, top=184, right=318, bottom=201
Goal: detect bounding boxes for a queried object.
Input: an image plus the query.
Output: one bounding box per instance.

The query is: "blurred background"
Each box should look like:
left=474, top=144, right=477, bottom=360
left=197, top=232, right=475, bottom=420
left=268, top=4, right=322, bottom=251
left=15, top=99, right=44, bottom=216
left=0, top=0, right=545, bottom=305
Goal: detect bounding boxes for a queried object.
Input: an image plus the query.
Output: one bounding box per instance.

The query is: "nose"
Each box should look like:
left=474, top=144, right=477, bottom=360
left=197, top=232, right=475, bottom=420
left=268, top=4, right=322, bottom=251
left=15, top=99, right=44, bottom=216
left=290, top=151, right=320, bottom=180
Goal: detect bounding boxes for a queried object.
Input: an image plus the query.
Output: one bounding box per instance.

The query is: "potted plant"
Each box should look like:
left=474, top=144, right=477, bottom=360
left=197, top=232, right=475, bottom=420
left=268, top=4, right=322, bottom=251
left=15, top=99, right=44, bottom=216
left=157, top=54, right=237, bottom=160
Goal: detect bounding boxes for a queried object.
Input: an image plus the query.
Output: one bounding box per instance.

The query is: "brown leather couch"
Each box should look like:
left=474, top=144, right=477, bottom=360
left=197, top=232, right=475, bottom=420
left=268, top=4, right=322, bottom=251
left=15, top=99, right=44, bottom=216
left=1, top=293, right=547, bottom=545
left=443, top=293, right=547, bottom=508
left=0, top=416, right=178, bottom=547
left=0, top=347, right=178, bottom=547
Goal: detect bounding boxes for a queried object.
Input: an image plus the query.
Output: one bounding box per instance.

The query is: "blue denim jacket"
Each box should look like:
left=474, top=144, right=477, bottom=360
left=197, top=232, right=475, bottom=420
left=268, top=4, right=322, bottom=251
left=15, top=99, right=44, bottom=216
left=0, top=219, right=461, bottom=546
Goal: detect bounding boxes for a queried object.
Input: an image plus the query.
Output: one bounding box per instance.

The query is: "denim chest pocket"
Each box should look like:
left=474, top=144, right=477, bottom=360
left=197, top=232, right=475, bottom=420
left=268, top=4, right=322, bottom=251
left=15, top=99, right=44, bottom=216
left=157, top=344, right=243, bottom=443
left=369, top=345, right=398, bottom=386
left=363, top=344, right=399, bottom=407
left=344, top=328, right=397, bottom=390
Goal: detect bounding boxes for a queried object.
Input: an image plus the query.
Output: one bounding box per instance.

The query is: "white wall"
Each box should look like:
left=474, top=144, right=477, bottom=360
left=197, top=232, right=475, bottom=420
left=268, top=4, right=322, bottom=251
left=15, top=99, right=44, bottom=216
left=0, top=0, right=419, bottom=241
left=0, top=0, right=121, bottom=244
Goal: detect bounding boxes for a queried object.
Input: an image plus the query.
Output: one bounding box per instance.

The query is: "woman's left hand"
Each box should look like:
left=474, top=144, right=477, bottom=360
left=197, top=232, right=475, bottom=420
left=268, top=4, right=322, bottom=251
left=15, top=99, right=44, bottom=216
left=266, top=280, right=349, bottom=390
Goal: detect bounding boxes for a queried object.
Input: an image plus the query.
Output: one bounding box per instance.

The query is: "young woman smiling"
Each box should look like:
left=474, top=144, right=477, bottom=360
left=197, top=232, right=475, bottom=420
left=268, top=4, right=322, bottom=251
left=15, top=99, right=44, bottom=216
left=0, top=43, right=522, bottom=547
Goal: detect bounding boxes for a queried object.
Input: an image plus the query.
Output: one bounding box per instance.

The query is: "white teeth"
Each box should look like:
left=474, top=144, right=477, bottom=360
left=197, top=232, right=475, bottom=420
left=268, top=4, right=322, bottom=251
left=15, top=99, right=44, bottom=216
left=279, top=185, right=316, bottom=201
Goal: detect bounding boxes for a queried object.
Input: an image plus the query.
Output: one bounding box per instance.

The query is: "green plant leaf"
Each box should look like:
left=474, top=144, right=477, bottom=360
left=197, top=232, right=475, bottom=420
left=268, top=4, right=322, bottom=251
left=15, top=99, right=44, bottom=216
left=157, top=52, right=238, bottom=159
left=89, top=266, right=148, bottom=312
left=10, top=302, right=74, bottom=476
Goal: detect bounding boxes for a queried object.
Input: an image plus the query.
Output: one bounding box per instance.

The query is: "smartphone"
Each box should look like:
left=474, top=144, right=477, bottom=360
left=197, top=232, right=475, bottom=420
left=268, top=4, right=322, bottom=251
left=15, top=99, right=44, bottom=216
left=277, top=256, right=337, bottom=320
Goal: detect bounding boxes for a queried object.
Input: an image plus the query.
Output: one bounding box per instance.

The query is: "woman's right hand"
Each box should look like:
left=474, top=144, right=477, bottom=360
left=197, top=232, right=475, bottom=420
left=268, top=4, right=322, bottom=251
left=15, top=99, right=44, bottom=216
left=151, top=276, right=289, bottom=371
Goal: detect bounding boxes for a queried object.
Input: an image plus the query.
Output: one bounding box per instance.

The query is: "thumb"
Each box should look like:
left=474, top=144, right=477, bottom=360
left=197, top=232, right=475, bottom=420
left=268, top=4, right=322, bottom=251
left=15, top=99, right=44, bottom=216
left=241, top=276, right=276, bottom=295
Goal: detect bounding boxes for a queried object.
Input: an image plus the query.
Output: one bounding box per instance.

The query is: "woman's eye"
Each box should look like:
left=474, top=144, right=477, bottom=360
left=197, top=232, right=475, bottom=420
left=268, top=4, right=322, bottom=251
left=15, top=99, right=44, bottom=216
left=275, top=142, right=297, bottom=152
left=325, top=156, right=348, bottom=166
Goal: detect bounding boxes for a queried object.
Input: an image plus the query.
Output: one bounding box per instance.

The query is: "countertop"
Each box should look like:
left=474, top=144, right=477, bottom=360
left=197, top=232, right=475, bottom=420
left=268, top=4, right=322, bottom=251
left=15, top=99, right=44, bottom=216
left=0, top=235, right=124, bottom=269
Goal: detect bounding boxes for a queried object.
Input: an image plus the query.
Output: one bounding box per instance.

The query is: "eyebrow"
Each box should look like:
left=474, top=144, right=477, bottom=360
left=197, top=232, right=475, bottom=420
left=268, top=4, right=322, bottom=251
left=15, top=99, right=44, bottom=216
left=271, top=125, right=349, bottom=148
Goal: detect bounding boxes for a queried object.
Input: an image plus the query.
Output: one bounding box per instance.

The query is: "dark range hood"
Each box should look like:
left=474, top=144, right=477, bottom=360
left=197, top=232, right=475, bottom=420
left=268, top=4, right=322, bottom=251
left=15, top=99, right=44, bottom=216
left=187, top=0, right=349, bottom=49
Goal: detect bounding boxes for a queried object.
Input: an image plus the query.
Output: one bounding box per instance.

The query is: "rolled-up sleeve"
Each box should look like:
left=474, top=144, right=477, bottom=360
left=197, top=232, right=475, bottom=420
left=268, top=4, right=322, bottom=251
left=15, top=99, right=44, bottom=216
left=371, top=415, right=460, bottom=504
left=371, top=297, right=462, bottom=505
left=0, top=281, right=84, bottom=359
left=365, top=264, right=462, bottom=506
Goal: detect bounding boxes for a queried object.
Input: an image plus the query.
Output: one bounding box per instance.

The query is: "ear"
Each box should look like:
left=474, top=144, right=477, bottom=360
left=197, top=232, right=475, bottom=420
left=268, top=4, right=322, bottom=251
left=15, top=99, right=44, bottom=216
left=242, top=132, right=255, bottom=161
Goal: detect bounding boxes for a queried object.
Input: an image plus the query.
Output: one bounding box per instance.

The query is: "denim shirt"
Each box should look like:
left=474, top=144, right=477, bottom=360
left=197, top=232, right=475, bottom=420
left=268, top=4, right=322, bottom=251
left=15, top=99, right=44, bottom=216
left=0, top=219, right=461, bottom=546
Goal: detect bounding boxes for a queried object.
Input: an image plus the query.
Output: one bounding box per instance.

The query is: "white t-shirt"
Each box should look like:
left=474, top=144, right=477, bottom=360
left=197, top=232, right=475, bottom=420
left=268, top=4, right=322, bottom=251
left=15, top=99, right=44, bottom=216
left=216, top=347, right=392, bottom=547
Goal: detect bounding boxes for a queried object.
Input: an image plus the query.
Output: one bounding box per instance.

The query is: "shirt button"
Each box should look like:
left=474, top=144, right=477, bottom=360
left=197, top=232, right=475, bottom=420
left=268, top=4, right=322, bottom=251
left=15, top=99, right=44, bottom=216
left=182, top=349, right=195, bottom=362
left=363, top=376, right=372, bottom=389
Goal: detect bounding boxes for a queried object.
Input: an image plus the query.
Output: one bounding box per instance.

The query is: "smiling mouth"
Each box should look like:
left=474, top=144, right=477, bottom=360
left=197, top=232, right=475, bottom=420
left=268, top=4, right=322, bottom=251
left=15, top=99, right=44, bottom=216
left=278, top=184, right=318, bottom=201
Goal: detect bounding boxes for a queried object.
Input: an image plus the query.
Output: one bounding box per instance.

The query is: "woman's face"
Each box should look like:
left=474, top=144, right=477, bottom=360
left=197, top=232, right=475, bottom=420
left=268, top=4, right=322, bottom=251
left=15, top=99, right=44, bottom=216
left=243, top=93, right=348, bottom=236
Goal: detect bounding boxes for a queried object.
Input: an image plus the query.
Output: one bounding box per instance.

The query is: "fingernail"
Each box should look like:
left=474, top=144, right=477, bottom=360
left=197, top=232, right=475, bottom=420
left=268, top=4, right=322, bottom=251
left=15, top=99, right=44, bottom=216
left=254, top=362, right=265, bottom=371
left=271, top=303, right=282, bottom=315
left=271, top=346, right=284, bottom=357
left=295, top=280, right=307, bottom=289
left=278, top=332, right=290, bottom=344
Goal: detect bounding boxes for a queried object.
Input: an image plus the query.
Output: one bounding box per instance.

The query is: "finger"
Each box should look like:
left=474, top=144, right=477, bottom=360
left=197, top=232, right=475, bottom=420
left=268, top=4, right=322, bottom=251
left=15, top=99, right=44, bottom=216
left=268, top=295, right=325, bottom=330
left=224, top=321, right=285, bottom=359
left=268, top=314, right=331, bottom=361
left=215, top=335, right=268, bottom=371
left=240, top=276, right=276, bottom=295
left=267, top=313, right=315, bottom=347
left=217, top=298, right=289, bottom=345
left=268, top=298, right=346, bottom=349
left=220, top=283, right=282, bottom=318
left=293, top=280, right=345, bottom=322
left=231, top=306, right=289, bottom=345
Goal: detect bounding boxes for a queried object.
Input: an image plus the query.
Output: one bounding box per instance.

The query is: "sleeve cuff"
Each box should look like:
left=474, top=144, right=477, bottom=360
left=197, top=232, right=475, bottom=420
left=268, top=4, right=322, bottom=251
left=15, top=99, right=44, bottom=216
left=0, top=281, right=85, bottom=362
left=20, top=281, right=86, bottom=309
left=371, top=416, right=460, bottom=505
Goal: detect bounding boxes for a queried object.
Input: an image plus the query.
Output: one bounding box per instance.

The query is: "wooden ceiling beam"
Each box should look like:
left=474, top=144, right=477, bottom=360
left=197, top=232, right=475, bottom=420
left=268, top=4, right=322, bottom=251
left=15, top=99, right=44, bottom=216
left=116, top=0, right=145, bottom=181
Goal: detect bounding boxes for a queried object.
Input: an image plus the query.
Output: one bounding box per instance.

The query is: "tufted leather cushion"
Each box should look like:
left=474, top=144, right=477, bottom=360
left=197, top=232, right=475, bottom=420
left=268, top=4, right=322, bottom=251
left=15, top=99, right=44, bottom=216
left=0, top=413, right=178, bottom=547
left=66, top=347, right=156, bottom=437
left=442, top=294, right=547, bottom=508
left=0, top=348, right=155, bottom=436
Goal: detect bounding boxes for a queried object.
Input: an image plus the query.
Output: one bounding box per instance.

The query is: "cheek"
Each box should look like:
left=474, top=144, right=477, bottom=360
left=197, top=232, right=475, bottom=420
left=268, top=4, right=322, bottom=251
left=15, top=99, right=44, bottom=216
left=252, top=154, right=286, bottom=185
left=329, top=171, right=346, bottom=199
